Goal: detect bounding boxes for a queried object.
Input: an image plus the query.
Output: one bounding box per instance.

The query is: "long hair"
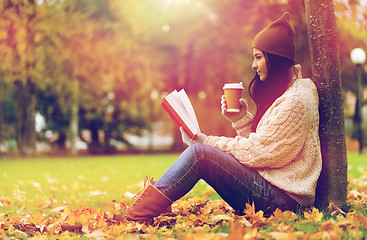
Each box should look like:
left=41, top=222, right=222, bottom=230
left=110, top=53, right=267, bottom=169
left=249, top=52, right=296, bottom=132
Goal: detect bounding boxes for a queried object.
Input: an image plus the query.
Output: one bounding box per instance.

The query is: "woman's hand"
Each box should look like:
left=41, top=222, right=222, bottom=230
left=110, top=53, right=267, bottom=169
left=221, top=95, right=248, bottom=123
left=180, top=127, right=207, bottom=147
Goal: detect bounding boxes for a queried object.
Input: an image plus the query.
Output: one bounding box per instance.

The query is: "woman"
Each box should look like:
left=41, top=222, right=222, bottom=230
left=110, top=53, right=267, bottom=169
left=125, top=12, right=322, bottom=221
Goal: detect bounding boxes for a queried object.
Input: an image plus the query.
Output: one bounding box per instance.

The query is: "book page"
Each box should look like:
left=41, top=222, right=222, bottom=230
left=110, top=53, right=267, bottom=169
left=177, top=89, right=200, bottom=130
left=164, top=90, right=199, bottom=136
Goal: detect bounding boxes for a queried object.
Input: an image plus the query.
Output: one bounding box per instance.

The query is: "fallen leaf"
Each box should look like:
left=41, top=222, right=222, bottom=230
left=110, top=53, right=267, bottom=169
left=304, top=208, right=323, bottom=222
left=243, top=203, right=267, bottom=227
left=354, top=214, right=367, bottom=228
left=13, top=229, right=28, bottom=238
left=328, top=202, right=346, bottom=216
left=243, top=227, right=258, bottom=240
left=51, top=206, right=67, bottom=213
left=227, top=220, right=244, bottom=240
left=267, top=231, right=298, bottom=240
left=0, top=198, right=11, bottom=206
left=85, top=229, right=109, bottom=239
left=210, top=214, right=234, bottom=224
left=28, top=210, right=47, bottom=226
left=272, top=222, right=295, bottom=233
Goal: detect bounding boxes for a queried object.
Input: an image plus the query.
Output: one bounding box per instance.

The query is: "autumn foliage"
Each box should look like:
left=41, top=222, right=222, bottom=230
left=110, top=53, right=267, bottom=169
left=1, top=179, right=367, bottom=239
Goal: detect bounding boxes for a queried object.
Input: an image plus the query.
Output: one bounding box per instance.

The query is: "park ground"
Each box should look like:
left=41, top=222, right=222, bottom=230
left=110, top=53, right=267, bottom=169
left=1, top=143, right=367, bottom=239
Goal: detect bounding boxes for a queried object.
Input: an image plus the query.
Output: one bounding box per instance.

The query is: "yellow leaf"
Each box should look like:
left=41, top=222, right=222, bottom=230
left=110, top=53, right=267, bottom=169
left=109, top=224, right=127, bottom=236
left=304, top=208, right=323, bottom=222
left=28, top=210, right=46, bottom=226
left=272, top=208, right=296, bottom=220
left=66, top=215, right=76, bottom=226
left=243, top=202, right=266, bottom=227
left=76, top=211, right=90, bottom=226
left=227, top=220, right=244, bottom=240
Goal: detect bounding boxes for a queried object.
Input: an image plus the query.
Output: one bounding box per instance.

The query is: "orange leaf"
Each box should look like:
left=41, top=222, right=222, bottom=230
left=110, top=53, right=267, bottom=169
left=28, top=210, right=47, bottom=226
left=272, top=208, right=296, bottom=221
left=243, top=202, right=266, bottom=227
left=304, top=208, right=323, bottom=222
left=227, top=220, right=245, bottom=240
left=0, top=198, right=11, bottom=206
left=66, top=215, right=76, bottom=226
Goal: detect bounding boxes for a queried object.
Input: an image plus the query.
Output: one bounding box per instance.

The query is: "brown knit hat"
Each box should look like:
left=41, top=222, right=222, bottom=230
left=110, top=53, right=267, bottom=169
left=252, top=12, right=295, bottom=61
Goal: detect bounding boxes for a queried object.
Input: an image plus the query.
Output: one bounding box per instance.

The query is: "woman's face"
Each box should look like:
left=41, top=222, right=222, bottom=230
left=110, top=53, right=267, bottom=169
left=252, top=48, right=268, bottom=81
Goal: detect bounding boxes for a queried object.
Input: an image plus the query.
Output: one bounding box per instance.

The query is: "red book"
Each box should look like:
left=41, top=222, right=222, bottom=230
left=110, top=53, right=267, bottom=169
left=161, top=89, right=200, bottom=139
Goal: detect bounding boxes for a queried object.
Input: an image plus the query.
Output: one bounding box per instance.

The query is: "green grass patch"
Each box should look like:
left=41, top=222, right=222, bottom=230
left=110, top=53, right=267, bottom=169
left=0, top=152, right=365, bottom=211
left=347, top=152, right=367, bottom=179
left=0, top=153, right=218, bottom=214
left=0, top=151, right=366, bottom=239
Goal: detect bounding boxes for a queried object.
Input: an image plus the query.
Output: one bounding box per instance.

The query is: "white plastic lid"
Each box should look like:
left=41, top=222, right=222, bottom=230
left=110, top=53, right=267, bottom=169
left=223, top=82, right=243, bottom=90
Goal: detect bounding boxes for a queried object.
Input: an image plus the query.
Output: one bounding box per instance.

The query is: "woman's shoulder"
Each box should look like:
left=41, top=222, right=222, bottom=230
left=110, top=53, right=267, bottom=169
left=292, top=77, right=317, bottom=94
left=274, top=76, right=318, bottom=113
left=286, top=78, right=318, bottom=102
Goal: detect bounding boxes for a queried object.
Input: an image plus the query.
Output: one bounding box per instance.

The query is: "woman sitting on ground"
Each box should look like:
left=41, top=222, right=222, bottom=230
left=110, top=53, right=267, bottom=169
left=125, top=12, right=322, bottom=221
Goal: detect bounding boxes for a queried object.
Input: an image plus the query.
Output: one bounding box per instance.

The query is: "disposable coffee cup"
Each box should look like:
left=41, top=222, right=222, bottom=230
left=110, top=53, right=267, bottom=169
left=223, top=82, right=244, bottom=113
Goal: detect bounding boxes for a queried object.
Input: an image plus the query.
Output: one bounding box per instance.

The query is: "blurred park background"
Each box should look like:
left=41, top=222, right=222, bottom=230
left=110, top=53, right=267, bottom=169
left=0, top=0, right=366, bottom=157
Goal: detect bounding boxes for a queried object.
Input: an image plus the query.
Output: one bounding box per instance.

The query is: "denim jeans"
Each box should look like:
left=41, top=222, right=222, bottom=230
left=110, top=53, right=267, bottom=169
left=154, top=143, right=300, bottom=215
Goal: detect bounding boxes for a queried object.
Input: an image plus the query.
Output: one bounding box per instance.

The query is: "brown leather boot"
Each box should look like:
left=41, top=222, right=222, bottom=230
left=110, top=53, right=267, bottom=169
left=126, top=177, right=173, bottom=221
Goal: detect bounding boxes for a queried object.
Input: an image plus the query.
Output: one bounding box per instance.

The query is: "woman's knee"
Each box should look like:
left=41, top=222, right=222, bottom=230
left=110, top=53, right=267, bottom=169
left=188, top=143, right=207, bottom=159
left=178, top=143, right=207, bottom=168
left=177, top=143, right=204, bottom=167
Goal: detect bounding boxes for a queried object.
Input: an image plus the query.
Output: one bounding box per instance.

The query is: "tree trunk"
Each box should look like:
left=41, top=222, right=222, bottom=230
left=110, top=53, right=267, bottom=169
left=304, top=0, right=348, bottom=210
left=56, top=131, right=67, bottom=151
left=69, top=79, right=79, bottom=155
left=12, top=0, right=37, bottom=156
left=0, top=82, right=4, bottom=143
left=14, top=79, right=37, bottom=156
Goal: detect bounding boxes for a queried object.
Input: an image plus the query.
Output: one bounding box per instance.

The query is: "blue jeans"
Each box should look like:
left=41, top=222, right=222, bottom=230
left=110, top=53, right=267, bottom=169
left=154, top=143, right=300, bottom=215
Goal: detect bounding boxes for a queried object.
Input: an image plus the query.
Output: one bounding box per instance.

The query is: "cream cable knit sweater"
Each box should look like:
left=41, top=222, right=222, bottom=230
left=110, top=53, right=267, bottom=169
left=203, top=65, right=322, bottom=206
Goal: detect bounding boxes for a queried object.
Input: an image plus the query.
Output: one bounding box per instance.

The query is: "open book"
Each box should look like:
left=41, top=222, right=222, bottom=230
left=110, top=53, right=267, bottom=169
left=161, top=89, right=200, bottom=139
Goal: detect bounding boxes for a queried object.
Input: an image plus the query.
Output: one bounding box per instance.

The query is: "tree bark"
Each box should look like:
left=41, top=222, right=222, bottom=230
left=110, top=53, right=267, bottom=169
left=14, top=79, right=37, bottom=156
left=13, top=0, right=38, bottom=156
left=69, top=79, right=79, bottom=155
left=304, top=0, right=348, bottom=210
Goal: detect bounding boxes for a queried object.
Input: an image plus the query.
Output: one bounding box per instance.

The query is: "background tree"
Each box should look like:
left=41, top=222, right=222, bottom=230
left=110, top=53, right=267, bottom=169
left=304, top=0, right=348, bottom=210
left=0, top=0, right=39, bottom=156
left=63, top=0, right=164, bottom=153
left=0, top=0, right=365, bottom=156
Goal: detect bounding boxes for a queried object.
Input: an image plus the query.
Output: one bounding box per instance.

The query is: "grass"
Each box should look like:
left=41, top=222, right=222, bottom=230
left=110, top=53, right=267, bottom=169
left=0, top=152, right=365, bottom=209
left=0, top=153, right=218, bottom=214
left=0, top=152, right=367, bottom=238
left=347, top=152, right=367, bottom=179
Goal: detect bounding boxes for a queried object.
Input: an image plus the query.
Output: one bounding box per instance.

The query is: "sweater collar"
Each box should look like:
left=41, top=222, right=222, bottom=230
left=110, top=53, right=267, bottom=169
left=288, top=64, right=302, bottom=87
left=294, top=64, right=303, bottom=78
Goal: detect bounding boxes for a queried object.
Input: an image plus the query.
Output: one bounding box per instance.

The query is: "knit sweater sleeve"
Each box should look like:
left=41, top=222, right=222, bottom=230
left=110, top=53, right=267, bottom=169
left=231, top=112, right=253, bottom=138
left=203, top=95, right=308, bottom=168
